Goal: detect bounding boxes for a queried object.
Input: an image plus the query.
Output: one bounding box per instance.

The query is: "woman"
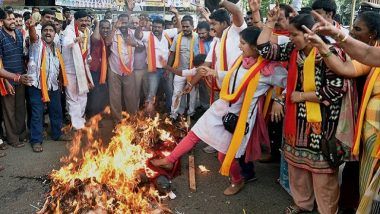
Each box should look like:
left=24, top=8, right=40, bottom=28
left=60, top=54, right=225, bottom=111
left=306, top=11, right=380, bottom=213
left=256, top=10, right=348, bottom=214
left=151, top=27, right=287, bottom=196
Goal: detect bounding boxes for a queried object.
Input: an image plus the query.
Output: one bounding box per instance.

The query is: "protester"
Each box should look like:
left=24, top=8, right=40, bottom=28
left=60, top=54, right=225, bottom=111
left=62, top=10, right=93, bottom=130
left=62, top=7, right=71, bottom=30
left=257, top=8, right=348, bottom=212
left=32, top=6, right=40, bottom=14
left=151, top=27, right=287, bottom=196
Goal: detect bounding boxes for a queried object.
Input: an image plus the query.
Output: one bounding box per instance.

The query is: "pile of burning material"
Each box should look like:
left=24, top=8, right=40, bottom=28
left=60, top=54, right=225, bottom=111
left=38, top=111, right=187, bottom=214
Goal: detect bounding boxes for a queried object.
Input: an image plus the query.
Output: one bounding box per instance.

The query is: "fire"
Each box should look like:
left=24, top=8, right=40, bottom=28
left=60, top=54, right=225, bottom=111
left=38, top=110, right=186, bottom=213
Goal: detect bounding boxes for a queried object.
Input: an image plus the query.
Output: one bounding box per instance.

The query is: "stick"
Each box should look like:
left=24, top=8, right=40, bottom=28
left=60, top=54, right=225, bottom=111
left=188, top=153, right=196, bottom=192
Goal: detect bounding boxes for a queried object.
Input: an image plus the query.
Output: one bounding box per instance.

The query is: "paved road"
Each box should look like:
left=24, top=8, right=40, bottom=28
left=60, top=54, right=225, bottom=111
left=0, top=119, right=292, bottom=214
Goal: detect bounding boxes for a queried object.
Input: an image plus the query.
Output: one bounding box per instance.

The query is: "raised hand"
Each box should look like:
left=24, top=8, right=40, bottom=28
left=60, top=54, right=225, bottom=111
left=310, top=11, right=340, bottom=37
left=302, top=25, right=326, bottom=49
left=267, top=3, right=280, bottom=23
left=126, top=0, right=135, bottom=11
left=248, top=0, right=261, bottom=12
left=169, top=6, right=179, bottom=14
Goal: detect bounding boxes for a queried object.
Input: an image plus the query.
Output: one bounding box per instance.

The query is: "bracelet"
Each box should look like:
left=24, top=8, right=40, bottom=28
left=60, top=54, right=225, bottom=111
left=187, top=82, right=193, bottom=88
left=264, top=24, right=274, bottom=30
left=321, top=50, right=333, bottom=58
left=340, top=34, right=349, bottom=43
left=273, top=97, right=284, bottom=106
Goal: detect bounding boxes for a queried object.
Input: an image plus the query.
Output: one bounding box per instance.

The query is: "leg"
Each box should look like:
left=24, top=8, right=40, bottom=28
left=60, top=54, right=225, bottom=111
left=48, top=89, right=63, bottom=140
left=1, top=94, right=19, bottom=145
left=188, top=86, right=198, bottom=116
left=65, top=74, right=85, bottom=129
left=161, top=70, right=174, bottom=112
left=171, top=75, right=186, bottom=118
left=14, top=84, right=27, bottom=140
left=108, top=70, right=123, bottom=122
left=198, top=79, right=210, bottom=109
left=238, top=154, right=256, bottom=182
left=312, top=171, right=339, bottom=214
left=121, top=73, right=138, bottom=114
left=288, top=164, right=315, bottom=211
left=134, top=69, right=146, bottom=108
left=27, top=86, right=44, bottom=145
left=86, top=71, right=100, bottom=118
left=218, top=153, right=244, bottom=184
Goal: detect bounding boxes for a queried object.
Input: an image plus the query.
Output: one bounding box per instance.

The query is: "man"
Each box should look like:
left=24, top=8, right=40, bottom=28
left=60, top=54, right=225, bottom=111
left=32, top=7, right=40, bottom=14
left=312, top=0, right=349, bottom=43
left=140, top=17, right=179, bottom=114
left=168, top=15, right=198, bottom=120
left=0, top=10, right=28, bottom=148
left=14, top=13, right=24, bottom=31
left=194, top=21, right=213, bottom=112
left=62, top=10, right=93, bottom=130
left=107, top=13, right=140, bottom=123
left=62, top=7, right=71, bottom=30
left=165, top=20, right=174, bottom=30
left=27, top=21, right=72, bottom=152
left=86, top=19, right=111, bottom=118
left=130, top=16, right=139, bottom=29
left=245, top=10, right=253, bottom=27
left=139, top=13, right=149, bottom=31
left=36, top=9, right=57, bottom=41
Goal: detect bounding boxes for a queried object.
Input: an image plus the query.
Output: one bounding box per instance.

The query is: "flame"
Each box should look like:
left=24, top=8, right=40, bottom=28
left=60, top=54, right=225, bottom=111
left=39, top=109, right=186, bottom=213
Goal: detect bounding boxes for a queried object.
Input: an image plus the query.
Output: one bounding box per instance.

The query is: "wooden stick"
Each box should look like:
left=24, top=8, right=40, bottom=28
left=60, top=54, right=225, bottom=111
left=188, top=153, right=196, bottom=192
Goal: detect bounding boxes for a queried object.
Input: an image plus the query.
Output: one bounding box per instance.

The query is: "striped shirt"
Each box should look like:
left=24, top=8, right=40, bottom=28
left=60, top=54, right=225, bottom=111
left=0, top=29, right=25, bottom=74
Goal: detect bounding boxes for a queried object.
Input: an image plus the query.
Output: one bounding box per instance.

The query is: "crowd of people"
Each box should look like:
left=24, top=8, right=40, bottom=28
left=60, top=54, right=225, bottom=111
left=0, top=0, right=379, bottom=213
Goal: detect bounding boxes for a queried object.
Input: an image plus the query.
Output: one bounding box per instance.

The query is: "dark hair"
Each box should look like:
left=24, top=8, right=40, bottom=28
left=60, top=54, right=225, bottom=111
left=74, top=10, right=89, bottom=20
left=0, top=8, right=5, bottom=20
left=290, top=14, right=331, bottom=44
left=62, top=7, right=70, bottom=14
left=32, top=6, right=40, bottom=11
left=100, top=19, right=111, bottom=26
left=23, top=11, right=31, bottom=22
left=197, top=21, right=210, bottom=31
left=280, top=4, right=294, bottom=18
left=14, top=13, right=22, bottom=19
left=240, top=27, right=261, bottom=46
left=209, top=9, right=231, bottom=26
left=246, top=10, right=252, bottom=16
left=311, top=0, right=337, bottom=16
left=118, top=13, right=129, bottom=20
left=357, top=11, right=380, bottom=40
left=4, top=6, right=14, bottom=13
left=299, top=7, right=312, bottom=15
left=41, top=22, right=57, bottom=33
left=41, top=9, right=55, bottom=17
left=181, top=15, right=194, bottom=26
left=194, top=54, right=207, bottom=67
left=153, top=18, right=165, bottom=26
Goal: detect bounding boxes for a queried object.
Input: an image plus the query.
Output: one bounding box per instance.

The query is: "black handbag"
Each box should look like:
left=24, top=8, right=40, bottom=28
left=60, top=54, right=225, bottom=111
left=222, top=113, right=249, bottom=135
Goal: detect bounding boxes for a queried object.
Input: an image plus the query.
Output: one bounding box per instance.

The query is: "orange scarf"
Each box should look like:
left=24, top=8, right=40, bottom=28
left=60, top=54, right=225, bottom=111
left=219, top=56, right=269, bottom=175
left=147, top=33, right=157, bottom=72
left=199, top=39, right=205, bottom=54
left=117, top=34, right=133, bottom=75
left=164, top=32, right=173, bottom=46
left=40, top=42, right=68, bottom=102
left=0, top=60, right=7, bottom=96
left=99, top=38, right=107, bottom=84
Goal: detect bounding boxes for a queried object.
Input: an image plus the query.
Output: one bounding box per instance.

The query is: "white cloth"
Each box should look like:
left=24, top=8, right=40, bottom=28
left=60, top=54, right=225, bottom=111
left=65, top=73, right=87, bottom=129
left=28, top=39, right=60, bottom=90
left=326, top=22, right=350, bottom=43
left=171, top=75, right=197, bottom=116
left=192, top=63, right=288, bottom=157
left=142, top=28, right=178, bottom=68
left=108, top=29, right=135, bottom=76
left=62, top=23, right=93, bottom=94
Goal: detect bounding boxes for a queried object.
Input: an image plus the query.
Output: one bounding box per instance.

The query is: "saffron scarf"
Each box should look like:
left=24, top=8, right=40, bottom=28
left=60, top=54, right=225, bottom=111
left=219, top=56, right=269, bottom=176
left=40, top=42, right=68, bottom=102
left=172, top=32, right=195, bottom=69
left=353, top=67, right=380, bottom=156
left=164, top=32, right=173, bottom=46
left=74, top=24, right=89, bottom=61
left=117, top=34, right=133, bottom=75
left=199, top=39, right=205, bottom=54
left=147, top=33, right=157, bottom=72
left=99, top=38, right=107, bottom=84
left=204, top=42, right=220, bottom=104
left=0, top=60, right=8, bottom=96
left=219, top=27, right=231, bottom=71
left=284, top=48, right=322, bottom=146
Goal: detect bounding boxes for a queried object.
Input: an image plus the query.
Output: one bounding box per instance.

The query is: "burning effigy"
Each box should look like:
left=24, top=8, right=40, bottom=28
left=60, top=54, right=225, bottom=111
left=38, top=109, right=187, bottom=213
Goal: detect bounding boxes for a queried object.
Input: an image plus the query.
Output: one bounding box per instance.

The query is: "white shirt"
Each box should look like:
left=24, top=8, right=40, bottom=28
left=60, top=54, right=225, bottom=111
left=142, top=28, right=178, bottom=68
left=205, top=23, right=247, bottom=79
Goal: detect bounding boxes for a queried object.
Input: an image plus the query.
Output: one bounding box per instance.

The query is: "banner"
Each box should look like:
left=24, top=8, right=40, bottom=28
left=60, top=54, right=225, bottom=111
left=55, top=0, right=119, bottom=9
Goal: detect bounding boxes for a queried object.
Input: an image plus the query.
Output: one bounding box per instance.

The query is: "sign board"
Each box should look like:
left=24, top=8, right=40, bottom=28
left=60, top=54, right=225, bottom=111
left=55, top=0, right=118, bottom=9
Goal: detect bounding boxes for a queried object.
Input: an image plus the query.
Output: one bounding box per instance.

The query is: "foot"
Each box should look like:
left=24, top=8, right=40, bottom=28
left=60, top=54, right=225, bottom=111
left=32, top=143, right=43, bottom=153
left=0, top=152, right=6, bottom=158
left=55, top=133, right=73, bottom=141
left=150, top=158, right=174, bottom=170
left=0, top=140, right=7, bottom=150
left=202, top=145, right=217, bottom=154
left=8, top=141, right=25, bottom=148
left=223, top=181, right=244, bottom=196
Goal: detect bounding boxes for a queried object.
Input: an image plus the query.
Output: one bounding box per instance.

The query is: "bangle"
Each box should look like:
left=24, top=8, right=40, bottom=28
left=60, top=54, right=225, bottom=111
left=340, top=34, right=349, bottom=43
left=264, top=24, right=274, bottom=30
left=187, top=82, right=193, bottom=88
left=321, top=50, right=333, bottom=58
left=273, top=97, right=284, bottom=106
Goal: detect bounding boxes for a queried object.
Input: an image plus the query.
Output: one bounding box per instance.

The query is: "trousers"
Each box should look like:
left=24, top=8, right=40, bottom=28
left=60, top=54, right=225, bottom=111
left=65, top=73, right=87, bottom=129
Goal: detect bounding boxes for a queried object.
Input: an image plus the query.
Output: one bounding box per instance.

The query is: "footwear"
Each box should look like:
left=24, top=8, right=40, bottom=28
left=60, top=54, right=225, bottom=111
left=8, top=141, right=25, bottom=148
left=150, top=158, right=174, bottom=170
left=0, top=152, right=6, bottom=158
left=55, top=133, right=73, bottom=141
left=32, top=143, right=43, bottom=153
left=284, top=205, right=309, bottom=214
left=244, top=175, right=258, bottom=184
left=223, top=181, right=244, bottom=196
left=202, top=145, right=217, bottom=154
left=0, top=140, right=7, bottom=150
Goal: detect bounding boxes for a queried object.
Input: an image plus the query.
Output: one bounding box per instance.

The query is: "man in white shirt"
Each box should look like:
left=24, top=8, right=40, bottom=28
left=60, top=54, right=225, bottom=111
left=62, top=10, right=93, bottom=130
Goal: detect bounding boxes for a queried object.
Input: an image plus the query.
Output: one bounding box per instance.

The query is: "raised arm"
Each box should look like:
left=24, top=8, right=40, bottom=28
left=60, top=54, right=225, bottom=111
left=249, top=0, right=263, bottom=28
left=91, top=18, right=100, bottom=41
left=220, top=0, right=245, bottom=27
left=257, top=4, right=279, bottom=46
left=169, top=6, right=182, bottom=31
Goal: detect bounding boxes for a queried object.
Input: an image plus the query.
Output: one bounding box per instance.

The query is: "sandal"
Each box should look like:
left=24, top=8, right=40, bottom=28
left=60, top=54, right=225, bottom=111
left=284, top=205, right=308, bottom=214
left=9, top=141, right=25, bottom=148
left=32, top=143, right=43, bottom=153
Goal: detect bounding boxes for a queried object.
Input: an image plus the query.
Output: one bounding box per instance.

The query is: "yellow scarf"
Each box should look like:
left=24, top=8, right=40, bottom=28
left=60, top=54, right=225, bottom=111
left=81, top=29, right=89, bottom=55
left=117, top=34, right=133, bottom=75
left=172, top=32, right=195, bottom=70
left=219, top=27, right=231, bottom=71
left=219, top=56, right=267, bottom=176
left=40, top=43, right=68, bottom=102
left=353, top=67, right=380, bottom=156
left=303, top=48, right=322, bottom=123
